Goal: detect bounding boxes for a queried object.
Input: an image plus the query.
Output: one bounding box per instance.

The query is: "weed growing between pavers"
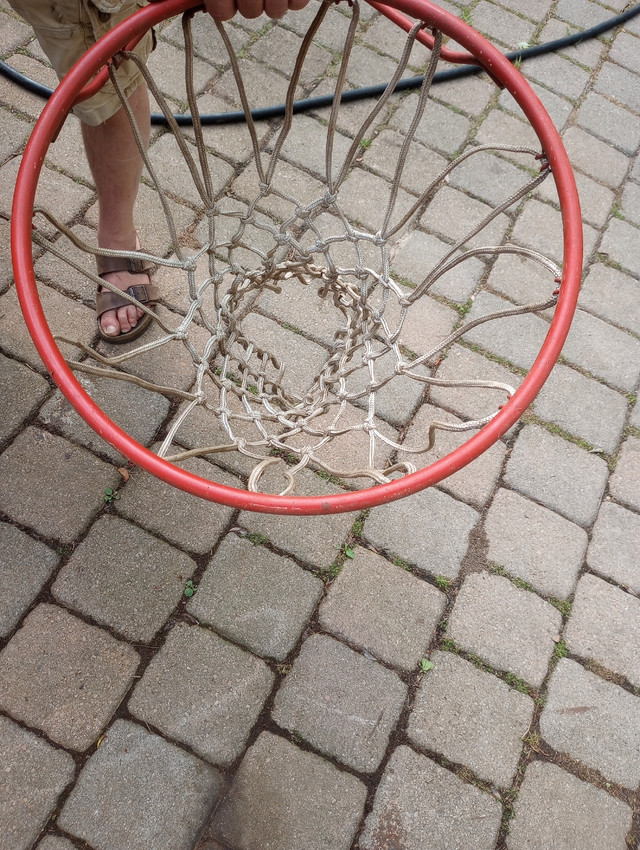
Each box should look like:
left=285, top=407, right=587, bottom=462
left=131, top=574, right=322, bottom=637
left=103, top=487, right=120, bottom=504
left=244, top=531, right=269, bottom=547
left=391, top=554, right=412, bottom=571
left=435, top=575, right=453, bottom=590
left=488, top=562, right=535, bottom=593
left=549, top=597, right=572, bottom=618
left=551, top=640, right=568, bottom=663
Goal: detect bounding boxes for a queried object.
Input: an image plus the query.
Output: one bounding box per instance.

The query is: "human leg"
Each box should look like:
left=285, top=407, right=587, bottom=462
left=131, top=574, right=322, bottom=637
left=8, top=0, right=155, bottom=339
left=82, top=80, right=152, bottom=337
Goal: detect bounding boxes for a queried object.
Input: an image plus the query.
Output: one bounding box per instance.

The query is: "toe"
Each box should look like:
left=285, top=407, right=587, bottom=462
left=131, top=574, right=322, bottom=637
left=117, top=305, right=136, bottom=334
left=98, top=265, right=150, bottom=339
left=101, top=308, right=120, bottom=337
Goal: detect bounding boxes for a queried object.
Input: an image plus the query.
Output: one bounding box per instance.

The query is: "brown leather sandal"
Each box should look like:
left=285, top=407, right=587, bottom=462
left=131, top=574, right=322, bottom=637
left=96, top=253, right=159, bottom=344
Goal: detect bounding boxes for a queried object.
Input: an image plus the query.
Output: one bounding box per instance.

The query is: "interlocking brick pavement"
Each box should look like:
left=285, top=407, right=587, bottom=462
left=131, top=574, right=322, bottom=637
left=187, top=533, right=324, bottom=660
left=360, top=745, right=502, bottom=850
left=57, top=720, right=222, bottom=850
left=484, top=487, right=587, bottom=598
left=407, top=650, right=534, bottom=787
left=272, top=632, right=407, bottom=772
left=508, top=761, right=633, bottom=850
left=211, top=732, right=367, bottom=850
left=448, top=571, right=562, bottom=688
left=1, top=1, right=639, bottom=848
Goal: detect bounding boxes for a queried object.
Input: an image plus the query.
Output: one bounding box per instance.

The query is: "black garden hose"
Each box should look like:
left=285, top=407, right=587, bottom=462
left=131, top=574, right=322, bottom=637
left=1, top=2, right=639, bottom=124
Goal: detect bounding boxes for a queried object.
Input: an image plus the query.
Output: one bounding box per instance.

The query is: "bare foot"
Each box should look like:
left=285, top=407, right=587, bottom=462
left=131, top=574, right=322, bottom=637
left=98, top=265, right=149, bottom=337
left=97, top=231, right=155, bottom=339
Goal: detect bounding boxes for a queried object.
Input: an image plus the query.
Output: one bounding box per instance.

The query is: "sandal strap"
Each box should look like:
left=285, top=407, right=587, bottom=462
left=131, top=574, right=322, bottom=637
left=96, top=253, right=155, bottom=276
left=96, top=283, right=159, bottom=319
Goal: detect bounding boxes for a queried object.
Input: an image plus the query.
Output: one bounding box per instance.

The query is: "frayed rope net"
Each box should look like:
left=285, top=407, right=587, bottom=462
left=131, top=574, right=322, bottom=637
left=32, top=0, right=561, bottom=496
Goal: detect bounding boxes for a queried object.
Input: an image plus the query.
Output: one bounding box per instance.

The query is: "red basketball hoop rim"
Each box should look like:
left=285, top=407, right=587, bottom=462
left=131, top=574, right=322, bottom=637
left=12, top=0, right=582, bottom=515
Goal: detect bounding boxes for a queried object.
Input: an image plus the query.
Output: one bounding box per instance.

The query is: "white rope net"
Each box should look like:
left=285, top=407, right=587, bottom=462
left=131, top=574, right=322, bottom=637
left=33, top=0, right=562, bottom=496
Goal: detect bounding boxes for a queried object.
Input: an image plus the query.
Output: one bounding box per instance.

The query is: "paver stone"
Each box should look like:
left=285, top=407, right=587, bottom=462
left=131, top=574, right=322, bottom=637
left=399, top=404, right=506, bottom=508
left=364, top=486, right=479, bottom=579
left=360, top=746, right=502, bottom=850
left=0, top=427, right=119, bottom=542
left=0, top=521, right=59, bottom=638
left=187, top=533, right=323, bottom=661
left=212, top=732, right=367, bottom=850
left=272, top=633, right=407, bottom=773
left=565, top=574, right=640, bottom=687
left=408, top=651, right=534, bottom=787
left=587, top=501, right=640, bottom=594
left=319, top=546, right=446, bottom=671
left=578, top=263, right=640, bottom=336
left=0, top=285, right=95, bottom=373
left=129, top=622, right=274, bottom=766
left=0, top=716, right=75, bottom=850
left=504, top=424, right=608, bottom=527
left=58, top=720, right=222, bottom=850
left=0, top=352, right=50, bottom=444
left=507, top=761, right=632, bottom=850
left=116, top=454, right=239, bottom=554
left=0, top=604, right=139, bottom=751
left=39, top=374, right=170, bottom=465
left=448, top=572, right=561, bottom=688
left=540, top=659, right=640, bottom=789
left=35, top=838, right=78, bottom=850
left=52, top=515, right=195, bottom=642
left=608, top=437, right=640, bottom=511
left=237, top=469, right=355, bottom=568
left=532, top=364, right=627, bottom=454
left=484, top=488, right=587, bottom=599
left=561, top=308, right=640, bottom=392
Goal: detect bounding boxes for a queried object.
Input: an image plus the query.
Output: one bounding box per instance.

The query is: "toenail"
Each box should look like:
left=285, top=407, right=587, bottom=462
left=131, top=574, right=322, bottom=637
left=105, top=324, right=118, bottom=335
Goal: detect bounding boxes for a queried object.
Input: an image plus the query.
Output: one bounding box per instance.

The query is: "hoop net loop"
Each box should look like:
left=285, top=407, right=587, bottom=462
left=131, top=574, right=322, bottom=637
left=12, top=0, right=582, bottom=514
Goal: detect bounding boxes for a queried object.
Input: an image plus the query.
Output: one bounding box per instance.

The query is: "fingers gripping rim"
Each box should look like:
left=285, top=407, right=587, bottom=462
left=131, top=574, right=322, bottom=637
left=12, top=0, right=582, bottom=515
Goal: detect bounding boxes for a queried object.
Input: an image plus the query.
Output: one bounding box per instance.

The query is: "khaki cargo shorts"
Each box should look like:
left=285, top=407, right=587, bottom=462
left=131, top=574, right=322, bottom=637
left=8, top=0, right=154, bottom=125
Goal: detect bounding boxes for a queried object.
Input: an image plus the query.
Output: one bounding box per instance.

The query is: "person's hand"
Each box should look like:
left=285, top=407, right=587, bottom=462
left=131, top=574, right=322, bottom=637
left=203, top=0, right=310, bottom=21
